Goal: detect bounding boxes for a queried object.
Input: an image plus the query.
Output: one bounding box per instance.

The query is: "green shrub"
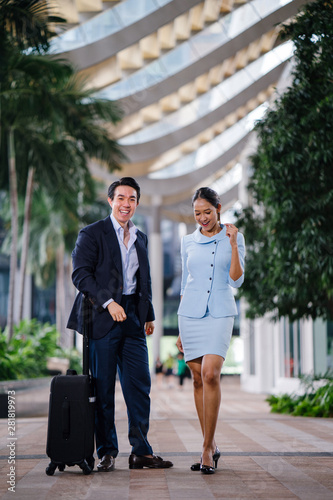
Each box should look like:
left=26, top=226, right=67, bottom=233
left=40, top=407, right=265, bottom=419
left=0, top=320, right=80, bottom=381
left=266, top=393, right=297, bottom=414
left=266, top=372, right=333, bottom=418
left=0, top=332, right=17, bottom=380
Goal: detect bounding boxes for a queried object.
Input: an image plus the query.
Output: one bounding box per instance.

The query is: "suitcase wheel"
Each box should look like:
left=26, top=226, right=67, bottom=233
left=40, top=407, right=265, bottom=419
left=45, top=461, right=57, bottom=476
left=87, top=456, right=95, bottom=470
left=79, top=459, right=93, bottom=475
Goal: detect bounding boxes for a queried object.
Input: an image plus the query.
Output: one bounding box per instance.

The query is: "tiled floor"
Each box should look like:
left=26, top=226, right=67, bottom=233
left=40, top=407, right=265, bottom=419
left=0, top=375, right=332, bottom=499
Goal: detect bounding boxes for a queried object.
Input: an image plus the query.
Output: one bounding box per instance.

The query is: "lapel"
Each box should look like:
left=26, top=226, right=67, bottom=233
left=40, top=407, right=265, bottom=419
left=135, top=231, right=147, bottom=271
left=103, top=216, right=122, bottom=276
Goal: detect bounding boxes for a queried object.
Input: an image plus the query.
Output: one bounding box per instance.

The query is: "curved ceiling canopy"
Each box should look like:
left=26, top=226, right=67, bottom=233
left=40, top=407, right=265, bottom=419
left=52, top=0, right=307, bottom=220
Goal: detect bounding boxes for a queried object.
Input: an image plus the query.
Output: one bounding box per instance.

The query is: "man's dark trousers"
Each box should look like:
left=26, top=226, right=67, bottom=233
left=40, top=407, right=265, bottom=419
left=89, top=294, right=153, bottom=459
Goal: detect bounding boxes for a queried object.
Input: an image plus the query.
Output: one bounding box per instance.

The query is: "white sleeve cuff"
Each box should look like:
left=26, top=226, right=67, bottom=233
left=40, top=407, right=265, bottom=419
left=102, top=298, right=114, bottom=309
left=228, top=273, right=244, bottom=288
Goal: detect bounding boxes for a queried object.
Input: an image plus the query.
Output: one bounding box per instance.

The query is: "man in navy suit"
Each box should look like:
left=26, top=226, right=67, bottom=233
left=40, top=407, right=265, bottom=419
left=67, top=177, right=173, bottom=471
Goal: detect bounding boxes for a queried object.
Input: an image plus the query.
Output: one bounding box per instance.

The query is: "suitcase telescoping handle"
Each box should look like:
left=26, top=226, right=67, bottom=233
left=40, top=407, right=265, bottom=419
left=82, top=295, right=92, bottom=376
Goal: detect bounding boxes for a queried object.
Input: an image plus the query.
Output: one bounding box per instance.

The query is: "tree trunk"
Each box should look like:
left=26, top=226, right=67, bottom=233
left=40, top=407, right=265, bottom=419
left=7, top=129, right=18, bottom=341
left=18, top=166, right=35, bottom=321
left=56, top=241, right=66, bottom=343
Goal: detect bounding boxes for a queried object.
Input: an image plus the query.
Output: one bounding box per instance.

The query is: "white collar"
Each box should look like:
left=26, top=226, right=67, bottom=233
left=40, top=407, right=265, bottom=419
left=110, top=213, right=137, bottom=234
left=192, top=224, right=227, bottom=244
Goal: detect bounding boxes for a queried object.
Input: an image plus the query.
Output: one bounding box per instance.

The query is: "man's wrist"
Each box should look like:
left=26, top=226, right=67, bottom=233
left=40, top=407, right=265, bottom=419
left=103, top=298, right=114, bottom=309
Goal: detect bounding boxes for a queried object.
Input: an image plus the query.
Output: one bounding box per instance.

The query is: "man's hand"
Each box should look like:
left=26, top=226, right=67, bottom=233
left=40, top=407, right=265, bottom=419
left=107, top=301, right=127, bottom=322
left=145, top=322, right=155, bottom=336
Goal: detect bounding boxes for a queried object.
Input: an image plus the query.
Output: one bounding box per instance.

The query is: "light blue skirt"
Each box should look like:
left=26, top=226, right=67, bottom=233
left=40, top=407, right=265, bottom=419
left=178, top=312, right=234, bottom=363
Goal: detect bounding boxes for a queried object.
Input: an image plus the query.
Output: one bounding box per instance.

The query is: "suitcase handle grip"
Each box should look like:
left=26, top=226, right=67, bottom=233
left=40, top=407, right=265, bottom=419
left=82, top=296, right=92, bottom=376
left=62, top=398, right=70, bottom=439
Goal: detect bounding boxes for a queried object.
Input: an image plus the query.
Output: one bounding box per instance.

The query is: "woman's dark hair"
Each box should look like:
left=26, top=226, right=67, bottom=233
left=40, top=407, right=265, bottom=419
left=108, top=177, right=141, bottom=202
left=192, top=187, right=220, bottom=209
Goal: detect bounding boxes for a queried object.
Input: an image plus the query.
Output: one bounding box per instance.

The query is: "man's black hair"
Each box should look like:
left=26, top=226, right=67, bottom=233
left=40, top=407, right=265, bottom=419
left=108, top=177, right=141, bottom=202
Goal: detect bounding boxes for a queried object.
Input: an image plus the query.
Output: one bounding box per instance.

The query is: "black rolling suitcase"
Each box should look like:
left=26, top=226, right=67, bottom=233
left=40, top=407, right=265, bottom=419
left=45, top=297, right=95, bottom=475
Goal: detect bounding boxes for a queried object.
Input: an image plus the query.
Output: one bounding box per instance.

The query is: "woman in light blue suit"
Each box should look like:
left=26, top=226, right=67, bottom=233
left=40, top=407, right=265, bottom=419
left=176, top=187, right=245, bottom=475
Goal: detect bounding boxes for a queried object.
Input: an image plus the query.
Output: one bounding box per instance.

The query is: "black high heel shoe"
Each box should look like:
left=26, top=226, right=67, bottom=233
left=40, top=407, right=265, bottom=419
left=213, top=446, right=221, bottom=468
left=200, top=462, right=215, bottom=474
left=200, top=446, right=221, bottom=475
left=190, top=447, right=220, bottom=471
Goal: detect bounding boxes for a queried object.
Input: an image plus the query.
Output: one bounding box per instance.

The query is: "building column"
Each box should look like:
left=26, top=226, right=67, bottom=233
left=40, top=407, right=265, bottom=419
left=313, top=318, right=327, bottom=375
left=300, top=318, right=314, bottom=374
left=149, top=196, right=163, bottom=373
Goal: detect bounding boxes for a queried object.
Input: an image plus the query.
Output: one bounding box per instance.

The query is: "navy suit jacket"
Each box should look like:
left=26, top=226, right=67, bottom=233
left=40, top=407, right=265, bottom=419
left=67, top=216, right=155, bottom=339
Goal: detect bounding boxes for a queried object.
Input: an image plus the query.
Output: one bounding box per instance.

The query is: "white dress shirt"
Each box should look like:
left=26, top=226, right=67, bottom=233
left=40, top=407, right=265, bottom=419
left=103, top=213, right=139, bottom=308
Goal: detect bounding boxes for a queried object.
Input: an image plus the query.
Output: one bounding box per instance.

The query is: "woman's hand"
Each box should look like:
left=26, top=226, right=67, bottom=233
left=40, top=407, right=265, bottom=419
left=176, top=335, right=184, bottom=353
left=225, top=223, right=238, bottom=247
left=226, top=223, right=243, bottom=281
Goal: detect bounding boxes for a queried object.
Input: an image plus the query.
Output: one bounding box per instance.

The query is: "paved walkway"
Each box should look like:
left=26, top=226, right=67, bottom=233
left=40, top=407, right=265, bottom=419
left=0, top=375, right=332, bottom=499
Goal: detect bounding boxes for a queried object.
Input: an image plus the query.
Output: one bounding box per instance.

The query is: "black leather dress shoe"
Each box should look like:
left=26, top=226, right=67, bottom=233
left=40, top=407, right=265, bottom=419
left=190, top=461, right=201, bottom=471
left=97, top=454, right=115, bottom=472
left=129, top=454, right=173, bottom=469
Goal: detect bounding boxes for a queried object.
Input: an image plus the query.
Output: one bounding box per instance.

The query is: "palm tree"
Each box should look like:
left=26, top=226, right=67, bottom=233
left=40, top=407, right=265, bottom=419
left=26, top=185, right=107, bottom=341
left=0, top=1, right=124, bottom=338
left=1, top=53, right=124, bottom=338
left=0, top=0, right=64, bottom=53
left=0, top=0, right=64, bottom=338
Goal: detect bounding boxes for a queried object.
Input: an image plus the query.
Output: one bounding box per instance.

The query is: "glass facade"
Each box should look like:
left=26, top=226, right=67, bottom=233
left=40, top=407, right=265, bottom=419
left=282, top=319, right=301, bottom=378
left=31, top=280, right=56, bottom=326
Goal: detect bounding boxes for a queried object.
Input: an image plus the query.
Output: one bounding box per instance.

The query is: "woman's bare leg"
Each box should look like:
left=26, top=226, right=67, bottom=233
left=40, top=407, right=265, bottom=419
left=201, top=354, right=224, bottom=467
left=187, top=355, right=223, bottom=466
left=187, top=358, right=204, bottom=436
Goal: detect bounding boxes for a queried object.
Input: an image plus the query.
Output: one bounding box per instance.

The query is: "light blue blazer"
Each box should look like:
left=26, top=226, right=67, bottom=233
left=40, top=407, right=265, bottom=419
left=177, top=226, right=245, bottom=319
